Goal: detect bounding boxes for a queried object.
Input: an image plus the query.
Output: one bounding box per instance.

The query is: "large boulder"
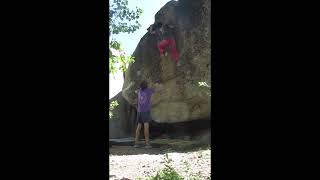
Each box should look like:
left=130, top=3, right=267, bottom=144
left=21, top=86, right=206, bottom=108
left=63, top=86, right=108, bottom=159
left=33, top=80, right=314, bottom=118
left=122, top=0, right=211, bottom=123
left=109, top=92, right=136, bottom=138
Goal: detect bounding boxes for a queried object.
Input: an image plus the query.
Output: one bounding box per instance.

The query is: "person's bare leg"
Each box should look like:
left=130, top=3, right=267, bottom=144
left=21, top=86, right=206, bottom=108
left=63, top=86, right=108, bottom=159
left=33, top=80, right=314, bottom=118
left=134, top=123, right=142, bottom=145
left=144, top=122, right=150, bottom=145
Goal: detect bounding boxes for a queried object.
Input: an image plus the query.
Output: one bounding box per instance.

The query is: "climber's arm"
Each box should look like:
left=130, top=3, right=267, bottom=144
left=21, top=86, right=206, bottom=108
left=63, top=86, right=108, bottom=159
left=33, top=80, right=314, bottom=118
left=153, top=82, right=164, bottom=93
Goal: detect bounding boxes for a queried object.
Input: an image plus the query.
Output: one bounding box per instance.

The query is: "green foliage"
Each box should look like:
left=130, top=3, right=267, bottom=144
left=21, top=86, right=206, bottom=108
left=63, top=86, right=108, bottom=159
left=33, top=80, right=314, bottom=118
left=138, top=153, right=210, bottom=180
left=109, top=0, right=143, bottom=35
left=145, top=154, right=184, bottom=180
left=109, top=0, right=142, bottom=118
left=109, top=0, right=142, bottom=75
left=109, top=100, right=119, bottom=119
left=109, top=42, right=135, bottom=74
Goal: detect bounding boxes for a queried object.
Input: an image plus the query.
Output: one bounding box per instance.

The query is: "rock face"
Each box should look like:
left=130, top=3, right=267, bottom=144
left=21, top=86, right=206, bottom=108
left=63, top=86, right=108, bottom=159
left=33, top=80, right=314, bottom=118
left=122, top=0, right=211, bottom=123
left=109, top=92, right=136, bottom=138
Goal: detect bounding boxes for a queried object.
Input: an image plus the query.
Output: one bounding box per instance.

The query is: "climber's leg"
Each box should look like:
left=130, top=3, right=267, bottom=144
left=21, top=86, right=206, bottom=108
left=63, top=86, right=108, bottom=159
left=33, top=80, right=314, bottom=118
left=157, top=43, right=164, bottom=56
left=134, top=123, right=142, bottom=146
left=158, top=39, right=169, bottom=57
left=144, top=122, right=151, bottom=146
left=168, top=38, right=180, bottom=63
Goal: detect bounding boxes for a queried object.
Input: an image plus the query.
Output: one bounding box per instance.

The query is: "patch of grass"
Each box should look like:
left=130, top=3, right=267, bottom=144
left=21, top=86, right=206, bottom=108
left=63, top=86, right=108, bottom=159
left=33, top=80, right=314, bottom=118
left=140, top=153, right=210, bottom=180
left=143, top=154, right=184, bottom=180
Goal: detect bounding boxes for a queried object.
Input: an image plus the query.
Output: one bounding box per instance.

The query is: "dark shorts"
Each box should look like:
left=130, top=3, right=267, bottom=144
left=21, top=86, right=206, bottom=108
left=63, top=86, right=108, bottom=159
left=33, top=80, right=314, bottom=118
left=136, top=111, right=151, bottom=124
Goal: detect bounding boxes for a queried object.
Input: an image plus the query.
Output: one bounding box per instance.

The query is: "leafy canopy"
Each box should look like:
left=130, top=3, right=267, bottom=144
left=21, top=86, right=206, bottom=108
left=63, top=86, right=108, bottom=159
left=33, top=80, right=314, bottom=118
left=109, top=0, right=143, bottom=74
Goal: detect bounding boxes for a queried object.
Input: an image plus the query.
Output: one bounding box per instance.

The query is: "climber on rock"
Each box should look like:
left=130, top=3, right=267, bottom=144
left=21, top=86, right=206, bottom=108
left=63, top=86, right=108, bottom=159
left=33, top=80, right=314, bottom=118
left=133, top=80, right=163, bottom=149
left=148, top=22, right=181, bottom=66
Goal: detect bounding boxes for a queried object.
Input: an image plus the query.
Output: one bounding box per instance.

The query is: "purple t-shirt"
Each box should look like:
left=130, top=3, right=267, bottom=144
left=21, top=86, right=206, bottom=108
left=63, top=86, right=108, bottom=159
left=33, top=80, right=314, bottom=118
left=137, top=88, right=155, bottom=112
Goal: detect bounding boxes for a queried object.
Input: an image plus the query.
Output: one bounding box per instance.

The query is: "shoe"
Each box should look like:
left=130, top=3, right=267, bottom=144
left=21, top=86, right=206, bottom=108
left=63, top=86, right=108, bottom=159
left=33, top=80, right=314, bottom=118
left=145, top=145, right=152, bottom=149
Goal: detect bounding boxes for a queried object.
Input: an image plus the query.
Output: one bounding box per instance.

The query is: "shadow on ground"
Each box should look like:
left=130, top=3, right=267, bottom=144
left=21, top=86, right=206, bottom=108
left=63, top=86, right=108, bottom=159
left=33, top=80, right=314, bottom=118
left=109, top=138, right=211, bottom=156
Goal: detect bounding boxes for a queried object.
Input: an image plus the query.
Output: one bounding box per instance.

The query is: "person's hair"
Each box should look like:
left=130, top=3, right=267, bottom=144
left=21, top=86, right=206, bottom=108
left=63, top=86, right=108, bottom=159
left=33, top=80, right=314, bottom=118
left=140, top=81, right=148, bottom=90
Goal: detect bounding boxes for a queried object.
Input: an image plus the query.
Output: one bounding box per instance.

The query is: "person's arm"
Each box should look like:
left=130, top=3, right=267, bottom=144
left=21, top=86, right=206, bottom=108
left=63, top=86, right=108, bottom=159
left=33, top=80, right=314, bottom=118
left=152, top=82, right=163, bottom=93
left=123, top=82, right=135, bottom=93
left=134, top=89, right=139, bottom=109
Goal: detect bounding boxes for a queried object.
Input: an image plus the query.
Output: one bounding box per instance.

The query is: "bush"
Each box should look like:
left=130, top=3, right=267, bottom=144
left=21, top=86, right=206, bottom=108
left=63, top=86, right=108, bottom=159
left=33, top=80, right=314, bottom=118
left=144, top=154, right=183, bottom=180
left=139, top=153, right=210, bottom=180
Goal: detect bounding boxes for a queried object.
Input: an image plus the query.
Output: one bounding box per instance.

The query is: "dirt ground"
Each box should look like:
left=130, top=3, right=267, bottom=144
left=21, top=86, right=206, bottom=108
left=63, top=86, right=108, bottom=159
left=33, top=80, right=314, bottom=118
left=109, top=138, right=211, bottom=180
